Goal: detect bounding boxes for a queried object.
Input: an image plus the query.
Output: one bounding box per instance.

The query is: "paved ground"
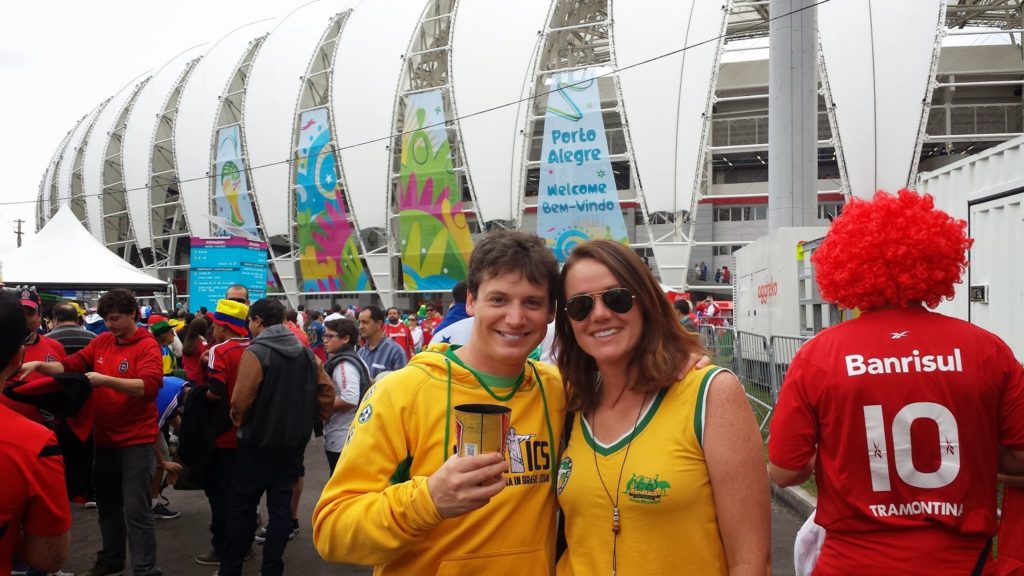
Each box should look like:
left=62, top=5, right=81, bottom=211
left=63, top=439, right=804, bottom=575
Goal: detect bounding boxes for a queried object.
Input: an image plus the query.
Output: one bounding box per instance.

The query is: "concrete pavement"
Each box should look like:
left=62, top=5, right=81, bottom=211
left=62, top=439, right=805, bottom=574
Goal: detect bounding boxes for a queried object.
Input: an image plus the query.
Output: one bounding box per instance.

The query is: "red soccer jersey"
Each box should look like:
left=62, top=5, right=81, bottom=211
left=770, top=307, right=1024, bottom=574
left=207, top=338, right=250, bottom=449
left=61, top=329, right=163, bottom=448
left=287, top=321, right=310, bottom=347
left=1, top=335, right=66, bottom=424
left=0, top=404, right=71, bottom=568
left=182, top=338, right=208, bottom=386
left=421, top=315, right=442, bottom=347
left=382, top=321, right=414, bottom=359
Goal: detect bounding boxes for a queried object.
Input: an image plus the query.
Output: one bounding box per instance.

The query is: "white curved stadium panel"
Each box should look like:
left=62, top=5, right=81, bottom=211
left=82, top=74, right=151, bottom=243
left=56, top=104, right=105, bottom=209
left=819, top=0, right=944, bottom=198
left=41, top=130, right=74, bottom=224
left=176, top=20, right=275, bottom=239
left=39, top=161, right=57, bottom=226
left=244, top=0, right=353, bottom=239
left=614, top=0, right=726, bottom=215
left=333, top=0, right=427, bottom=231
left=123, top=45, right=207, bottom=250
left=452, top=0, right=550, bottom=223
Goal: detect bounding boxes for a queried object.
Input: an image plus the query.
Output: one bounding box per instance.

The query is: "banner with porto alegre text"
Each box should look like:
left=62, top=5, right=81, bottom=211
left=536, top=70, right=627, bottom=262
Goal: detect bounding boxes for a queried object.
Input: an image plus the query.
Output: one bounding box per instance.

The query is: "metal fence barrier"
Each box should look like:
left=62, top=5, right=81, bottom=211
left=701, top=325, right=810, bottom=437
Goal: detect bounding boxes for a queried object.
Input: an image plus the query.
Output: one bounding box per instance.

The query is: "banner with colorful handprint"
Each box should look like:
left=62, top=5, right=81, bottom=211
left=397, top=90, right=473, bottom=290
left=536, top=70, right=628, bottom=262
left=213, top=124, right=259, bottom=237
left=294, top=107, right=369, bottom=293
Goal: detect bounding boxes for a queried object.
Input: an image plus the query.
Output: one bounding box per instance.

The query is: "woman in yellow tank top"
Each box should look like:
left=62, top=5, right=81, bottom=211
left=553, top=240, right=770, bottom=575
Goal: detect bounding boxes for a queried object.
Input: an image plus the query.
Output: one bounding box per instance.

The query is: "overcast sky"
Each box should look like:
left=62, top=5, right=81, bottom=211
left=0, top=0, right=312, bottom=254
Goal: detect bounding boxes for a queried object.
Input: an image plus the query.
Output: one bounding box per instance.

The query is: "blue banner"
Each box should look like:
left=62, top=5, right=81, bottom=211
left=536, top=70, right=628, bottom=262
left=188, top=237, right=267, bottom=313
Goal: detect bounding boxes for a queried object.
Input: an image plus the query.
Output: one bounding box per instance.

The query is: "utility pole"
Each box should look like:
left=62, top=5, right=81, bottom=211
left=13, top=219, right=24, bottom=247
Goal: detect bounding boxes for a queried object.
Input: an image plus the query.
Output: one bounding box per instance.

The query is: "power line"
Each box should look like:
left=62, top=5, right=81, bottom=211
left=5, top=0, right=829, bottom=209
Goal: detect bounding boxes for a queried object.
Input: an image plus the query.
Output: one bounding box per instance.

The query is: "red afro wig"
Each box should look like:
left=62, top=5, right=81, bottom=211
left=811, top=189, right=972, bottom=311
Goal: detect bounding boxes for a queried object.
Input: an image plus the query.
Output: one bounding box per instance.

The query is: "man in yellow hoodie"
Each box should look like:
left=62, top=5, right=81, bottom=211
left=313, top=231, right=564, bottom=575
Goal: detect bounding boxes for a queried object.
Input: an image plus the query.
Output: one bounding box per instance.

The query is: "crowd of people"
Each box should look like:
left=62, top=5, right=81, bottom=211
left=1, top=189, right=1023, bottom=575
left=693, top=261, right=732, bottom=285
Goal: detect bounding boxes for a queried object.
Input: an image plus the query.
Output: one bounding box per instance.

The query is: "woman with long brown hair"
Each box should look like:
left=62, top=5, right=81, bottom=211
left=554, top=240, right=769, bottom=575
left=180, top=316, right=209, bottom=386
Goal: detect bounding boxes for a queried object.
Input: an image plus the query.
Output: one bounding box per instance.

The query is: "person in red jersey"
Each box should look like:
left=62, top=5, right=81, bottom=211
left=180, top=316, right=209, bottom=387
left=1, top=287, right=66, bottom=424
left=768, top=189, right=1024, bottom=575
left=193, top=299, right=252, bottom=567
left=0, top=290, right=71, bottom=575
left=420, top=303, right=442, bottom=347
left=22, top=288, right=164, bottom=576
left=382, top=307, right=415, bottom=359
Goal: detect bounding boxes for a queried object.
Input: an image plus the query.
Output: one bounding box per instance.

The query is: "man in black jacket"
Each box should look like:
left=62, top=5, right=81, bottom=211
left=217, top=299, right=333, bottom=576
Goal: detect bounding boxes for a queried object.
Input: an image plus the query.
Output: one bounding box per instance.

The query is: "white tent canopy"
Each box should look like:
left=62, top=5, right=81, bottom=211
left=1, top=206, right=168, bottom=291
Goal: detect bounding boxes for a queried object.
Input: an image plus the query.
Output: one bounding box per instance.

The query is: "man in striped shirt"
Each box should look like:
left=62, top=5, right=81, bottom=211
left=48, top=302, right=96, bottom=355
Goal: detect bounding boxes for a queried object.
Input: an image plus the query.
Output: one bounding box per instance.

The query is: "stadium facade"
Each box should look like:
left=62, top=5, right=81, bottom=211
left=35, top=0, right=1024, bottom=307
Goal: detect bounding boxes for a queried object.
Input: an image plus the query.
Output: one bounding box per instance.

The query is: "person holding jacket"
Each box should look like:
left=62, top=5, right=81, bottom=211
left=217, top=298, right=333, bottom=576
left=0, top=290, right=71, bottom=575
left=312, top=231, right=564, bottom=575
left=21, top=288, right=164, bottom=576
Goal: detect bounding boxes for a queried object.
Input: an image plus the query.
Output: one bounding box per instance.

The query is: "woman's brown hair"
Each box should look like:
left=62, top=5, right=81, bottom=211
left=181, top=317, right=208, bottom=357
left=554, top=240, right=705, bottom=413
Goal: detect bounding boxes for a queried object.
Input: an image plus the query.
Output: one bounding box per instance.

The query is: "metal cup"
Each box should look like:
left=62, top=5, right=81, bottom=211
left=454, top=403, right=510, bottom=457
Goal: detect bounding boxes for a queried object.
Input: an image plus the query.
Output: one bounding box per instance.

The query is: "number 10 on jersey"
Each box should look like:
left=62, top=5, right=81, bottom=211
left=863, top=402, right=960, bottom=492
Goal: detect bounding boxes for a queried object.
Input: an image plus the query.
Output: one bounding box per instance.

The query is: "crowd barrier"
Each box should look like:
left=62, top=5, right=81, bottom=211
left=699, top=324, right=810, bottom=438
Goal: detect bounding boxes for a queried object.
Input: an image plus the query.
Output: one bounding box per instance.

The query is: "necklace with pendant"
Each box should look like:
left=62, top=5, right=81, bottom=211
left=590, top=389, right=649, bottom=576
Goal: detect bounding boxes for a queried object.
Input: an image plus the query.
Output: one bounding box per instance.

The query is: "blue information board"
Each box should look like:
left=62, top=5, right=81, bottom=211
left=189, top=237, right=268, bottom=312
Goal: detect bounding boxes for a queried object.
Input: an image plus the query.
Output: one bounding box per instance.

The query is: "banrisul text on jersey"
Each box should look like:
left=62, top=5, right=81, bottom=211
left=845, top=348, right=962, bottom=376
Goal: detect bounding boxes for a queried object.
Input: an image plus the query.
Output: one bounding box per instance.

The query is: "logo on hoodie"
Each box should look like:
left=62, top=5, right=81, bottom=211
left=357, top=405, right=372, bottom=424
left=118, top=359, right=129, bottom=374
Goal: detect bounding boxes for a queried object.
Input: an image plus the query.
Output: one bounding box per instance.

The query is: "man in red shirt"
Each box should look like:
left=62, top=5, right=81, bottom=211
left=0, top=290, right=71, bottom=575
left=768, top=190, right=1024, bottom=575
left=1, top=288, right=66, bottom=424
left=194, top=299, right=251, bottom=567
left=383, top=307, right=415, bottom=359
left=420, top=303, right=442, bottom=347
left=23, top=288, right=164, bottom=576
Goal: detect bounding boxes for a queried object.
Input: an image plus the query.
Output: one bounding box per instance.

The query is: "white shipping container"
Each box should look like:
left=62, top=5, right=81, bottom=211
left=734, top=227, right=829, bottom=339
left=967, top=192, right=1023, bottom=358
left=918, top=135, right=1024, bottom=359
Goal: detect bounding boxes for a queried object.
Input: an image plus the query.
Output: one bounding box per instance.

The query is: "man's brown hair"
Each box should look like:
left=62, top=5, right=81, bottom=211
left=554, top=240, right=705, bottom=413
left=466, top=231, right=559, bottom=312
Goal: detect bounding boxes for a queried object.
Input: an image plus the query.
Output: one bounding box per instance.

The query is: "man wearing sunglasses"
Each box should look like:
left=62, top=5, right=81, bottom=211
left=225, top=284, right=249, bottom=306
left=313, top=231, right=565, bottom=575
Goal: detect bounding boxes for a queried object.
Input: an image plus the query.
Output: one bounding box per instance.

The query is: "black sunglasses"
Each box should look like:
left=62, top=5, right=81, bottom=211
left=564, top=287, right=635, bottom=321
left=227, top=297, right=247, bottom=304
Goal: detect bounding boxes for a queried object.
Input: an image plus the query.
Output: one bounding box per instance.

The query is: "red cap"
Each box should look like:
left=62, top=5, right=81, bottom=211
left=18, top=287, right=40, bottom=310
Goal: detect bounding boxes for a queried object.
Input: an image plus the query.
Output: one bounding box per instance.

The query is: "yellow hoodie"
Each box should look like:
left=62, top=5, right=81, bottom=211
left=312, top=344, right=565, bottom=575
